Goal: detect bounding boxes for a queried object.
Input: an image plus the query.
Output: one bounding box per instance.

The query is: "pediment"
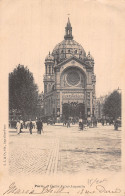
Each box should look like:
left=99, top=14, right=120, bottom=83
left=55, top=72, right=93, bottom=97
left=55, top=56, right=91, bottom=70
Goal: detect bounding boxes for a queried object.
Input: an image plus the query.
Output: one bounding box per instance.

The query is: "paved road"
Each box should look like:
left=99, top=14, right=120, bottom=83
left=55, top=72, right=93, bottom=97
left=9, top=124, right=121, bottom=175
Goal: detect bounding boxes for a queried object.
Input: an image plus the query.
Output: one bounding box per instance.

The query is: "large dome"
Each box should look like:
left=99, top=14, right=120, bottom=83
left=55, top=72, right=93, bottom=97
left=52, top=39, right=86, bottom=62
left=52, top=18, right=86, bottom=63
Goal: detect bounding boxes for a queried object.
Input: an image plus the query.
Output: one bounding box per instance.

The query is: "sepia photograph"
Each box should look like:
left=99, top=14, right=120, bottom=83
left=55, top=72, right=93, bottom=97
left=0, top=0, right=125, bottom=195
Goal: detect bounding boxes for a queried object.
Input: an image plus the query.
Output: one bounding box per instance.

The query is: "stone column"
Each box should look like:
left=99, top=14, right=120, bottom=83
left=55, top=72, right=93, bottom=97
left=90, top=91, right=93, bottom=118
left=84, top=90, right=87, bottom=118
left=46, top=65, right=47, bottom=74
left=52, top=66, right=54, bottom=74
left=60, top=91, right=62, bottom=118
left=56, top=72, right=60, bottom=89
left=50, top=65, right=52, bottom=75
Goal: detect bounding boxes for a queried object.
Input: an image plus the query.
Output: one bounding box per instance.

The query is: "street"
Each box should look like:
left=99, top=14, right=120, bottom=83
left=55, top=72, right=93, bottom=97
left=9, top=123, right=121, bottom=175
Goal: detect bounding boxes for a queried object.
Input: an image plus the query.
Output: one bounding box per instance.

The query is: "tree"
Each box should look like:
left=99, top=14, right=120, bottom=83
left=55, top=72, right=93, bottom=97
left=103, top=90, right=121, bottom=119
left=9, top=64, right=39, bottom=120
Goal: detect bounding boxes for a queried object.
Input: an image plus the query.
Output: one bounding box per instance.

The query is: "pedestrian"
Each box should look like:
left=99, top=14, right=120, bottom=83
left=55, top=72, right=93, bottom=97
left=63, top=118, right=67, bottom=126
left=87, top=117, right=91, bottom=127
left=41, top=120, right=44, bottom=133
left=79, top=118, right=83, bottom=130
left=95, top=118, right=97, bottom=127
left=67, top=118, right=70, bottom=128
left=20, top=120, right=23, bottom=132
left=93, top=118, right=97, bottom=127
left=29, top=119, right=33, bottom=134
left=16, top=120, right=21, bottom=134
left=101, top=119, right=104, bottom=126
left=114, top=119, right=118, bottom=130
left=37, top=118, right=43, bottom=134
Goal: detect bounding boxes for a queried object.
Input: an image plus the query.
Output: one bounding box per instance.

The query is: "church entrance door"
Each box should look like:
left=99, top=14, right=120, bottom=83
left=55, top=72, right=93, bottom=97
left=62, top=103, right=85, bottom=120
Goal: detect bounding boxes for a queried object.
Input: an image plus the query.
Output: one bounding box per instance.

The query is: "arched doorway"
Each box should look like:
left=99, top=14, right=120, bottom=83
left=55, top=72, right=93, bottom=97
left=62, top=103, right=69, bottom=120
left=76, top=103, right=85, bottom=118
left=62, top=102, right=85, bottom=120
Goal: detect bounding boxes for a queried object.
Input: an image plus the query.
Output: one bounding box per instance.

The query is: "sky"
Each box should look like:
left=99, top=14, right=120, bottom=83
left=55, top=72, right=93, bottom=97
left=0, top=0, right=125, bottom=98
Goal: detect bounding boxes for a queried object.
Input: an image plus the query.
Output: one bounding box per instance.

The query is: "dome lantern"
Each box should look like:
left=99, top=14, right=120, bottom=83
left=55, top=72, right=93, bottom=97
left=51, top=18, right=87, bottom=63
left=64, top=17, right=73, bottom=40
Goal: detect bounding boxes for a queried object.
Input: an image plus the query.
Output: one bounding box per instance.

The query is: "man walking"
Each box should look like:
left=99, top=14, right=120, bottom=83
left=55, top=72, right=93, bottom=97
left=37, top=118, right=43, bottom=134
left=20, top=120, right=23, bottom=132
left=29, top=119, right=33, bottom=134
left=114, top=119, right=119, bottom=130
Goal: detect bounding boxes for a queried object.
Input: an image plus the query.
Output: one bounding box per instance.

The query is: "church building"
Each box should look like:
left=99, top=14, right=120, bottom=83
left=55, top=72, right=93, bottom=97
left=43, top=18, right=96, bottom=121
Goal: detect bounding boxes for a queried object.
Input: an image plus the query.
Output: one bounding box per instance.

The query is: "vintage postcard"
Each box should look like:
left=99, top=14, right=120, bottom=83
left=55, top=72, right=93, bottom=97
left=0, top=0, right=125, bottom=195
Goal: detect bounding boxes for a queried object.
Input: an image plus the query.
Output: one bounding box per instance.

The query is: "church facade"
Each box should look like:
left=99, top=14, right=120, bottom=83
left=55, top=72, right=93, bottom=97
left=43, top=18, right=96, bottom=121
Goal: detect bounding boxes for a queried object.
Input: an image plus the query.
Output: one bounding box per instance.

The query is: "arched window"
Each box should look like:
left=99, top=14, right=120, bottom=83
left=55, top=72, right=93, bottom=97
left=75, top=50, right=77, bottom=54
left=44, top=84, right=47, bottom=93
left=49, top=83, right=51, bottom=91
left=68, top=49, right=70, bottom=53
left=49, top=65, right=51, bottom=74
left=52, top=66, right=54, bottom=74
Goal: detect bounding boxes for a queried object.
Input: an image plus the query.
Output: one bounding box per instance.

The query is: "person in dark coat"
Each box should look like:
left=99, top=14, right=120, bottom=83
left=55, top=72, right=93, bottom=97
left=29, top=120, right=33, bottom=134
left=37, top=118, right=43, bottom=134
left=101, top=119, right=104, bottom=126
left=114, top=119, right=119, bottom=130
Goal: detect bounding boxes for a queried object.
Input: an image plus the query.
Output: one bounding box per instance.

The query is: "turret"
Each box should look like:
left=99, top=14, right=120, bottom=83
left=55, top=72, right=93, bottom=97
left=45, top=52, right=54, bottom=75
left=85, top=51, right=94, bottom=70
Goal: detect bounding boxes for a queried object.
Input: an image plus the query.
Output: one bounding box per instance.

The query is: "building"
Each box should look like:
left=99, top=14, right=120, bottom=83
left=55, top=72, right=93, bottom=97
left=43, top=18, right=96, bottom=121
left=37, top=92, right=44, bottom=118
left=95, top=95, right=108, bottom=119
left=37, top=92, right=44, bottom=109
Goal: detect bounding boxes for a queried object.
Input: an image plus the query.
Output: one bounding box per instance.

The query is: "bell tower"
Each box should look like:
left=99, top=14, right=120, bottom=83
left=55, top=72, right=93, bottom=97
left=44, top=52, right=54, bottom=95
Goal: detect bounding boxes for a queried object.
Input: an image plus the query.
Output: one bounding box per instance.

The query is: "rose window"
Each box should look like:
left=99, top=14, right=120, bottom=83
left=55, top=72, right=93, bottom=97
left=67, top=71, right=80, bottom=86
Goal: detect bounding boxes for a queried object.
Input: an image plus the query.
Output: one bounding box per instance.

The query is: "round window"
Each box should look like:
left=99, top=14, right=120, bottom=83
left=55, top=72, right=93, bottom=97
left=67, top=71, right=80, bottom=86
